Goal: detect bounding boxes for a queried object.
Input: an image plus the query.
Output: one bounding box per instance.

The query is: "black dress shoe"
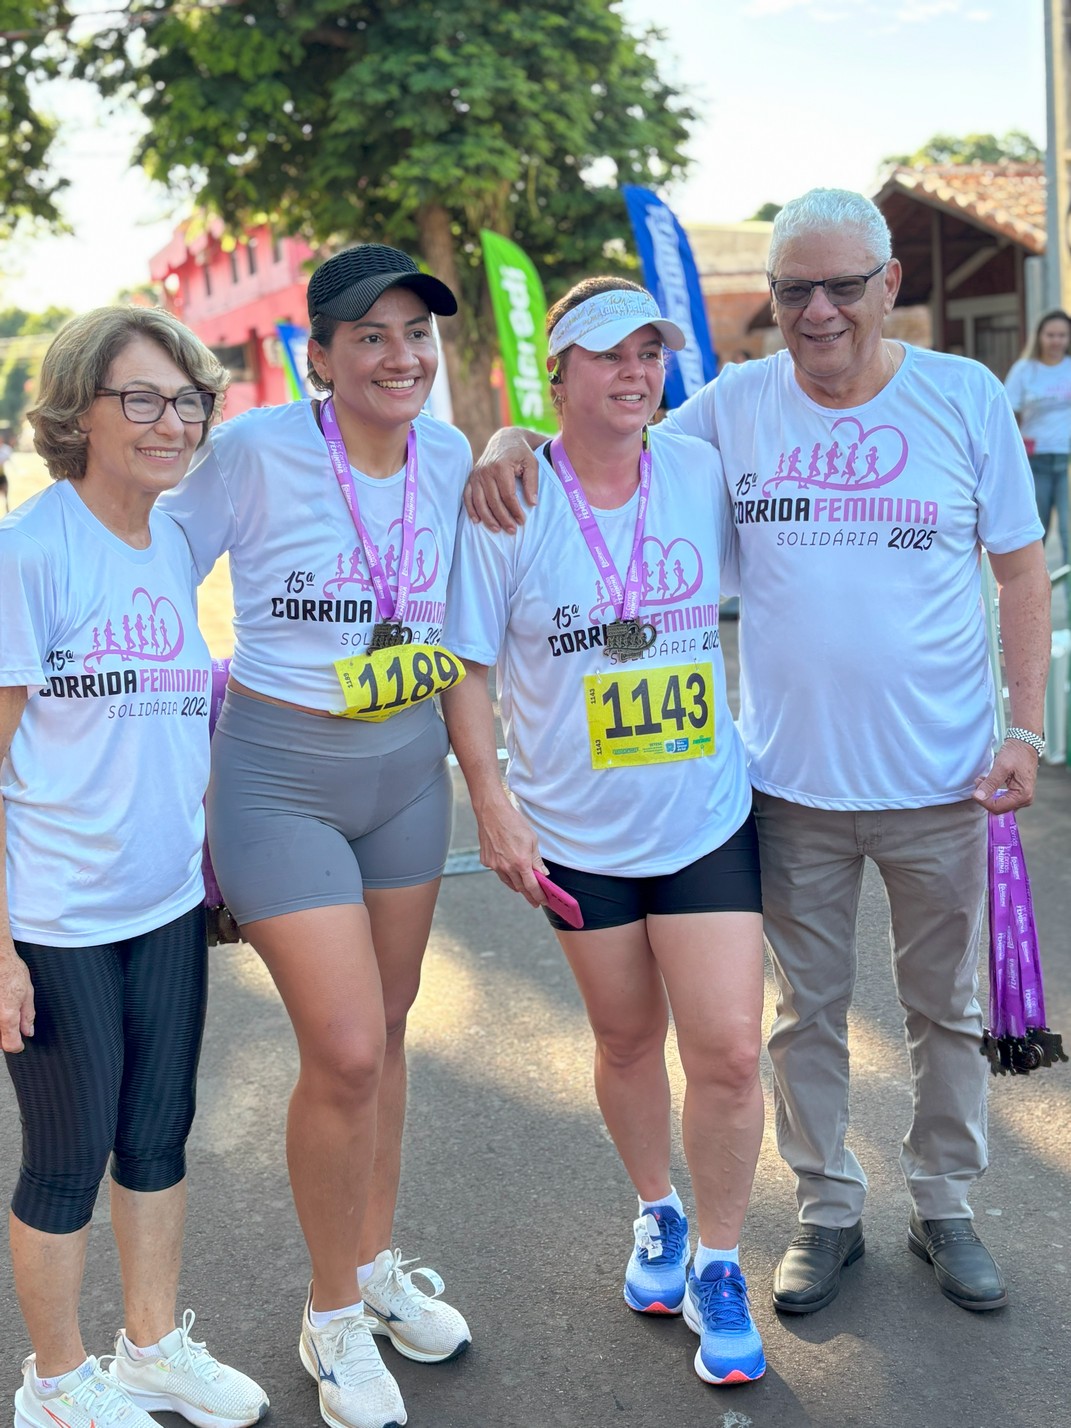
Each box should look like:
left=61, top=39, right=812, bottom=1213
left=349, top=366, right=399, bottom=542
left=908, top=1214, right=1008, bottom=1311
left=772, top=1221, right=865, bottom=1314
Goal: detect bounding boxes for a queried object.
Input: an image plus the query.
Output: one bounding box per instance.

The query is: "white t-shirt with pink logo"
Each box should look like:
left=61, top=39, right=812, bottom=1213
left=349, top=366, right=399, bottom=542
left=1003, top=355, right=1071, bottom=454
left=161, top=401, right=472, bottom=710
left=666, top=345, right=1044, bottom=811
left=0, top=480, right=211, bottom=946
left=444, top=425, right=750, bottom=876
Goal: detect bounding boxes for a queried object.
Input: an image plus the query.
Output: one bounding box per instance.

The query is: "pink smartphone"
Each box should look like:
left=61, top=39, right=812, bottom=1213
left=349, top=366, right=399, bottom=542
left=533, top=869, right=585, bottom=929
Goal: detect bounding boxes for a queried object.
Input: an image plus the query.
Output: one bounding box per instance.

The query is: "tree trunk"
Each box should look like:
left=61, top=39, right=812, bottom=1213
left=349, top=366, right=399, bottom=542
left=416, top=202, right=497, bottom=456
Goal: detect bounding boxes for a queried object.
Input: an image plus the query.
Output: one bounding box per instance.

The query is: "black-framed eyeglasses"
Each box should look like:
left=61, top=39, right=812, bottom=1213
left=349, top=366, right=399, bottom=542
left=96, top=388, right=215, bottom=423
left=767, top=262, right=888, bottom=309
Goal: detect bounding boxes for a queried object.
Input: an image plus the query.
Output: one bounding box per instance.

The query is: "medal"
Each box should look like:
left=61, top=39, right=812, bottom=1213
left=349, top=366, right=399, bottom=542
left=604, top=618, right=657, bottom=661
left=549, top=430, right=654, bottom=659
left=370, top=620, right=415, bottom=650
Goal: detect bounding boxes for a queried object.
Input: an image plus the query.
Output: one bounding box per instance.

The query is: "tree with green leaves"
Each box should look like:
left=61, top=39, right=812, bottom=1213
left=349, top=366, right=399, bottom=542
left=749, top=202, right=781, bottom=223
left=0, top=3, right=70, bottom=238
left=885, top=130, right=1043, bottom=169
left=69, top=0, right=692, bottom=447
left=0, top=306, right=73, bottom=428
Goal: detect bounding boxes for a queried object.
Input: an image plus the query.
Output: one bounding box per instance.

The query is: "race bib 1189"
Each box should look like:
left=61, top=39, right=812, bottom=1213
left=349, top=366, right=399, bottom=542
left=334, top=643, right=465, bottom=722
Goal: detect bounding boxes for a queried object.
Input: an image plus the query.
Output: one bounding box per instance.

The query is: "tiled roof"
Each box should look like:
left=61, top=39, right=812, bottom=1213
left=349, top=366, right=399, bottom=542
left=876, top=163, right=1046, bottom=253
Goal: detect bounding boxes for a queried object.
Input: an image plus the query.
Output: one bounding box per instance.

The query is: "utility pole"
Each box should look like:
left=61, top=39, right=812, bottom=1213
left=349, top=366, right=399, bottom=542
left=1045, top=0, right=1071, bottom=310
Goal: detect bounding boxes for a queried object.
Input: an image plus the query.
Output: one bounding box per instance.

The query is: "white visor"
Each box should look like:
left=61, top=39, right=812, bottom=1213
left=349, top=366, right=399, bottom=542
left=548, top=289, right=687, bottom=357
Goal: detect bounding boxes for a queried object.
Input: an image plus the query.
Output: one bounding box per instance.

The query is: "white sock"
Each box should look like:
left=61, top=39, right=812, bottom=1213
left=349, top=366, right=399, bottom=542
left=35, top=1358, right=92, bottom=1394
left=122, top=1333, right=162, bottom=1358
left=637, top=1185, right=684, bottom=1217
left=694, top=1242, right=740, bottom=1275
left=309, top=1298, right=365, bottom=1330
left=356, top=1260, right=376, bottom=1287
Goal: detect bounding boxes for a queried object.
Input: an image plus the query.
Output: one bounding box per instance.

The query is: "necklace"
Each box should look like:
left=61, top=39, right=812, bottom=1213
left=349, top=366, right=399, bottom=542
left=881, top=341, right=897, bottom=388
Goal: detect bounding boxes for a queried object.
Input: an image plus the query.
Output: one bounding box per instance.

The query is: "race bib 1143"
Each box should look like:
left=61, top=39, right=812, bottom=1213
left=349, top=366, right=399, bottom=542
left=584, top=662, right=715, bottom=770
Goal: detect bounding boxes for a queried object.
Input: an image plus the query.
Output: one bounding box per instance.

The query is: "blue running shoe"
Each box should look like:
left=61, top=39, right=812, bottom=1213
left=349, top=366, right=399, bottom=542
left=623, top=1207, right=690, bottom=1314
left=683, top=1262, right=766, bottom=1384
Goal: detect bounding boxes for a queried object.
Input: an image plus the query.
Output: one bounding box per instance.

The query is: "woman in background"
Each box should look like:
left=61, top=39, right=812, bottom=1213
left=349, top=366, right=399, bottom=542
left=1005, top=309, right=1071, bottom=567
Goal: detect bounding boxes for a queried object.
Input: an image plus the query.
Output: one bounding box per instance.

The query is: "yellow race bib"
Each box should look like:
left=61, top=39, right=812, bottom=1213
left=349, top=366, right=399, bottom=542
left=584, top=662, right=715, bottom=770
left=334, top=643, right=465, bottom=722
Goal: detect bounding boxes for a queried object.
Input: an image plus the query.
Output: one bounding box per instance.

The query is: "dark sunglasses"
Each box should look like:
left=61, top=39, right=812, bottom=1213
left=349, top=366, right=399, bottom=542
left=768, top=262, right=888, bottom=309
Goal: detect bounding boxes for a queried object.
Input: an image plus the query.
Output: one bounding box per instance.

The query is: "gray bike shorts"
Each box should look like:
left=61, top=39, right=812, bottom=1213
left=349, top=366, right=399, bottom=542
left=206, top=690, right=453, bottom=927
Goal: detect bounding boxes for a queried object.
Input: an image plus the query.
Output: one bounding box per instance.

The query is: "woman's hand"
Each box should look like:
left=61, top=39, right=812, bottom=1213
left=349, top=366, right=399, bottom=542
left=0, top=685, right=31, bottom=1050
left=0, top=944, right=34, bottom=1053
left=474, top=796, right=547, bottom=907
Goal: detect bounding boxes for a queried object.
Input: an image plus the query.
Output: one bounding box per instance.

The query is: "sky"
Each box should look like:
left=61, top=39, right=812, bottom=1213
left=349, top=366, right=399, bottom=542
left=0, top=0, right=1049, bottom=314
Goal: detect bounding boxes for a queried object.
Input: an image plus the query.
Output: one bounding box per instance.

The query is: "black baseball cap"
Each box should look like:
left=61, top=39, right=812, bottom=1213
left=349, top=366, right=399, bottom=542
left=307, top=244, right=458, bottom=323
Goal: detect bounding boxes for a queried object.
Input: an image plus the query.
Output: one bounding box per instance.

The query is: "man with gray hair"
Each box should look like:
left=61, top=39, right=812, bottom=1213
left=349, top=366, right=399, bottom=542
left=466, top=187, right=1050, bottom=1316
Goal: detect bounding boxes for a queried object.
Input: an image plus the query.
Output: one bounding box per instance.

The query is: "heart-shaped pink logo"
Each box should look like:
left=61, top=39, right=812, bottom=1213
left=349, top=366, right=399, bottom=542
left=322, top=525, right=440, bottom=598
left=587, top=535, right=703, bottom=622
left=385, top=520, right=440, bottom=594
left=639, top=535, right=703, bottom=604
left=762, top=416, right=909, bottom=497
left=83, top=587, right=185, bottom=670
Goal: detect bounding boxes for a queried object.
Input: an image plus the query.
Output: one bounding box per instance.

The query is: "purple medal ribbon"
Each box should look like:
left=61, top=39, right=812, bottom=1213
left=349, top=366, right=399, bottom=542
left=548, top=430, right=652, bottom=622
left=319, top=396, right=418, bottom=626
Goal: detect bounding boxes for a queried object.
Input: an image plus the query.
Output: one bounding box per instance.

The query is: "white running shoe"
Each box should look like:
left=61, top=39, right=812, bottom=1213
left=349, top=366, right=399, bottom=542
left=361, top=1248, right=472, bottom=1364
left=14, top=1354, right=156, bottom=1428
left=111, top=1310, right=268, bottom=1428
left=299, top=1289, right=407, bottom=1428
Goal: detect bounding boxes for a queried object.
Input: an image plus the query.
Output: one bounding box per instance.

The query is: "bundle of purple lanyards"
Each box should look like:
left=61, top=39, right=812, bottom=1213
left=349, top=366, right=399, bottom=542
left=982, top=809, right=1066, bottom=1076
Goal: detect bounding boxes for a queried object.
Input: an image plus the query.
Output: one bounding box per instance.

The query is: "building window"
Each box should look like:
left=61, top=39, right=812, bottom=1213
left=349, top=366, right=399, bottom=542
left=203, top=265, right=212, bottom=298
left=230, top=251, right=240, bottom=284
left=271, top=231, right=283, bottom=263
left=247, top=242, right=257, bottom=277
left=212, top=342, right=255, bottom=382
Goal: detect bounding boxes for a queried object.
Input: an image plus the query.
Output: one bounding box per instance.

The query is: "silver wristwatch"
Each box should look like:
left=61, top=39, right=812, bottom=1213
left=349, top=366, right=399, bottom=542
left=1004, top=726, right=1046, bottom=757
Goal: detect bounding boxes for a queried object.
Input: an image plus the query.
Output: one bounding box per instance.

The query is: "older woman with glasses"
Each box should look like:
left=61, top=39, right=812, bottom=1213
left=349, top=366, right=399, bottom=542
left=0, top=307, right=267, bottom=1428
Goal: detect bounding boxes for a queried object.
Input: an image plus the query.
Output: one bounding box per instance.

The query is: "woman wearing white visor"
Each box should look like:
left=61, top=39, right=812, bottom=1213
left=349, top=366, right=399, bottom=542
left=442, top=278, right=766, bottom=1387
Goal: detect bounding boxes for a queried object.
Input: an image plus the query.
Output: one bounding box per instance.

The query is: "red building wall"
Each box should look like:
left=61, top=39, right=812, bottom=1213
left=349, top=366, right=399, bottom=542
left=150, top=221, right=316, bottom=419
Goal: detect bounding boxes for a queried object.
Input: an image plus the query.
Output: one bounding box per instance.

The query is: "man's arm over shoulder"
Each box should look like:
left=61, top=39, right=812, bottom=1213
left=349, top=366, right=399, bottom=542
left=463, top=427, right=545, bottom=533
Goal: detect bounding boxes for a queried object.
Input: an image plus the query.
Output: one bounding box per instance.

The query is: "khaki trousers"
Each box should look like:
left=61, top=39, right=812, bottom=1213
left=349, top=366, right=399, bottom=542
left=753, top=792, right=989, bottom=1226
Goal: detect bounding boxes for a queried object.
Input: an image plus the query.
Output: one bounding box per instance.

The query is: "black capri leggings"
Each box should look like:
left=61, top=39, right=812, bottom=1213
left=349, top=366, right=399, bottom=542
left=4, top=905, right=208, bottom=1234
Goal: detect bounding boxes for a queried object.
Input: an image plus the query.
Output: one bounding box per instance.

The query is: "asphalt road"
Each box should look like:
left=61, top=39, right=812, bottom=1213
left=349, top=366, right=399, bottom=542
left=2, top=620, right=1070, bottom=1428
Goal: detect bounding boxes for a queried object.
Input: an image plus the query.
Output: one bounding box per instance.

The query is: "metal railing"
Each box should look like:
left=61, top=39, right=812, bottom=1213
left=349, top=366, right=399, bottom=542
left=1048, top=563, right=1070, bottom=766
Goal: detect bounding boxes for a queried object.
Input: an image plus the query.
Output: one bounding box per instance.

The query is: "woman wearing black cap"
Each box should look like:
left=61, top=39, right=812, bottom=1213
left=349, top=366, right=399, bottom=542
left=162, top=244, right=472, bottom=1428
